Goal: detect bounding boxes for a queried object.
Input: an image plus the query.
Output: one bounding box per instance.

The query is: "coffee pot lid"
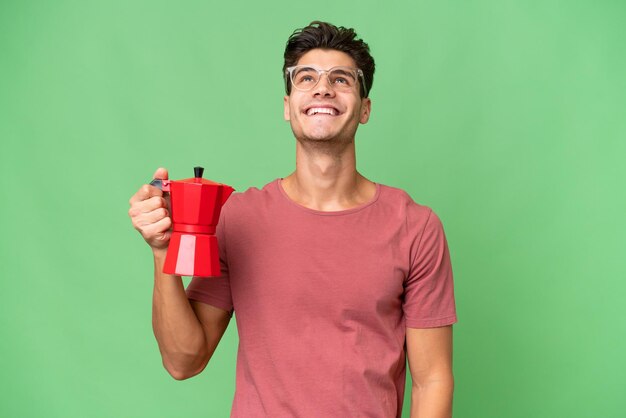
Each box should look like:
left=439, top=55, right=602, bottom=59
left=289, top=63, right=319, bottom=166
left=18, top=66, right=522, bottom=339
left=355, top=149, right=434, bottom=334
left=177, top=166, right=223, bottom=185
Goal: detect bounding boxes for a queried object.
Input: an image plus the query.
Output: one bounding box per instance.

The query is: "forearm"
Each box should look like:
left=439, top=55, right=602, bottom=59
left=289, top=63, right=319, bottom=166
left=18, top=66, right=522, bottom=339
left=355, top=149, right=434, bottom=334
left=410, top=377, right=454, bottom=418
left=151, top=250, right=208, bottom=379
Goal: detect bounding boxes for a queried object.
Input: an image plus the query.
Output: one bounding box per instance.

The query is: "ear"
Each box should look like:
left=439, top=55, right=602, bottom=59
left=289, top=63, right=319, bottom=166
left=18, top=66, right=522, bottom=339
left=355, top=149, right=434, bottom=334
left=359, top=97, right=371, bottom=124
left=284, top=95, right=291, bottom=121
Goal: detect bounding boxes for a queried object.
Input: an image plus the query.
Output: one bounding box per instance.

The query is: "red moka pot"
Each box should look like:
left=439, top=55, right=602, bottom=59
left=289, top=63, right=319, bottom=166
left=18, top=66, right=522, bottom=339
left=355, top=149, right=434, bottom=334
left=151, top=167, right=234, bottom=277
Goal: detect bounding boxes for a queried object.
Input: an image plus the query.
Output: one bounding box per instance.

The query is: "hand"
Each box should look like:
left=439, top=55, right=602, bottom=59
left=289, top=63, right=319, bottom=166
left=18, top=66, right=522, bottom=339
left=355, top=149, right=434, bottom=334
left=129, top=167, right=172, bottom=252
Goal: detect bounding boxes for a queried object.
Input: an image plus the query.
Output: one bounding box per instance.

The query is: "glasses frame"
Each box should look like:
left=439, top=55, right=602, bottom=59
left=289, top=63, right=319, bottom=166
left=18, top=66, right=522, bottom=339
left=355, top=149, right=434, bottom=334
left=286, top=65, right=368, bottom=97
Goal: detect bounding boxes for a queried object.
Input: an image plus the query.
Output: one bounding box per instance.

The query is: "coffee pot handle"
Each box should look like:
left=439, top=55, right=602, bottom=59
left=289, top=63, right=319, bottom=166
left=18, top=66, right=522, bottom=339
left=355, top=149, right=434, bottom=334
left=149, top=178, right=171, bottom=192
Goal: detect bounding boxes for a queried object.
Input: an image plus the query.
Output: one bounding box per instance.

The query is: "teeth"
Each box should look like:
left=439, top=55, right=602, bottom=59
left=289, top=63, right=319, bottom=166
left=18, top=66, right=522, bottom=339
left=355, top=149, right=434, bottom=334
left=306, top=107, right=337, bottom=116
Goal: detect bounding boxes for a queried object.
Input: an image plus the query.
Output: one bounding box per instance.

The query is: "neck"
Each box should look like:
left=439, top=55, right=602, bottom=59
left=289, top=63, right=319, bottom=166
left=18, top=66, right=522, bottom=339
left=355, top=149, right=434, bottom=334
left=281, top=140, right=376, bottom=211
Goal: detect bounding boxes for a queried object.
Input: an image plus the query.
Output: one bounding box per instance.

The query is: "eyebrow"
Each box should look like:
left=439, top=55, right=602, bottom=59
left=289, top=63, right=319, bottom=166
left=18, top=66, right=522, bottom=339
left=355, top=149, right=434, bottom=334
left=331, top=68, right=356, bottom=79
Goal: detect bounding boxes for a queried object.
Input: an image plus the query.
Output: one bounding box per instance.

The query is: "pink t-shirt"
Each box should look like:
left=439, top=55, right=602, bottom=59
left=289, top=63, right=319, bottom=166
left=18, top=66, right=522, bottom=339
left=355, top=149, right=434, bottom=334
left=187, top=179, right=457, bottom=417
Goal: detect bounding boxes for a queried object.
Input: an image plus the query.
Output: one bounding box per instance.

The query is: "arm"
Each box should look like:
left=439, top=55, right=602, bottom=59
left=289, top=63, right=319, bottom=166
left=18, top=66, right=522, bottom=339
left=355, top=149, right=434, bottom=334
left=406, top=326, right=454, bottom=418
left=130, top=168, right=230, bottom=380
left=151, top=250, right=230, bottom=380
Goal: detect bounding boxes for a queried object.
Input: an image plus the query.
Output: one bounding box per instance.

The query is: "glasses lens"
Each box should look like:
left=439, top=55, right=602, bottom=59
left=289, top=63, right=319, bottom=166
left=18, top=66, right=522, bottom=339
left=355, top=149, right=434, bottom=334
left=328, top=68, right=357, bottom=90
left=292, top=67, right=320, bottom=90
left=289, top=66, right=361, bottom=92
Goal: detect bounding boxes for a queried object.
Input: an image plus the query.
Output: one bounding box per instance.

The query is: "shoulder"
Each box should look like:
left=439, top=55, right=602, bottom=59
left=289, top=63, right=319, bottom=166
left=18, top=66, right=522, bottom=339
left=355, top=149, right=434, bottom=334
left=375, top=184, right=450, bottom=251
left=377, top=183, right=436, bottom=227
left=221, top=179, right=281, bottom=216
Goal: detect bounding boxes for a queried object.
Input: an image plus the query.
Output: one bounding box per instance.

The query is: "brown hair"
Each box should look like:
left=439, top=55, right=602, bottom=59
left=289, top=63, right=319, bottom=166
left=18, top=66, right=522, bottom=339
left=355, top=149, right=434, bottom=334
left=283, top=21, right=375, bottom=98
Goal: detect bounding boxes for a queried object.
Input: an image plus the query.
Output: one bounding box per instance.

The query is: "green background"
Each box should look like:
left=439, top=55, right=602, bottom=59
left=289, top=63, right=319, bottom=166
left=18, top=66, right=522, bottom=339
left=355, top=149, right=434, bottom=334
left=1, top=1, right=625, bottom=417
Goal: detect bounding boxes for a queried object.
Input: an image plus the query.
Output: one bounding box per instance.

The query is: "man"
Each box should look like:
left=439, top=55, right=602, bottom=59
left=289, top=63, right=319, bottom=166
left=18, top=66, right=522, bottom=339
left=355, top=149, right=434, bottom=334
left=129, top=21, right=457, bottom=418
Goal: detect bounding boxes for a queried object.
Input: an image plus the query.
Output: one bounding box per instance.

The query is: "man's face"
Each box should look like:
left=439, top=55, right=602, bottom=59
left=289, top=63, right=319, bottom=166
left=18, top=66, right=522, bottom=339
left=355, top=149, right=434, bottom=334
left=283, top=49, right=371, bottom=145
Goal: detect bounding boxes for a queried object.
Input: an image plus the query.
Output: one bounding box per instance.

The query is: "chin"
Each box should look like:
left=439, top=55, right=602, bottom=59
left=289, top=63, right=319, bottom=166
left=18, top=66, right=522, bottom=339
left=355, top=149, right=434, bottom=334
left=301, top=133, right=354, bottom=148
left=303, top=131, right=337, bottom=142
left=306, top=125, right=342, bottom=139
left=306, top=132, right=333, bottom=141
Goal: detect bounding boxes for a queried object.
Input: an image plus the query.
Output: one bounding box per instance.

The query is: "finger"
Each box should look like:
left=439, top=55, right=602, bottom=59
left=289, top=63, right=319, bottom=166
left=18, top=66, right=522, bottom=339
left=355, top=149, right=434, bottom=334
left=129, top=196, right=167, bottom=217
left=131, top=208, right=167, bottom=230
left=142, top=207, right=169, bottom=224
left=130, top=184, right=163, bottom=205
left=152, top=167, right=169, bottom=180
left=140, top=216, right=172, bottom=239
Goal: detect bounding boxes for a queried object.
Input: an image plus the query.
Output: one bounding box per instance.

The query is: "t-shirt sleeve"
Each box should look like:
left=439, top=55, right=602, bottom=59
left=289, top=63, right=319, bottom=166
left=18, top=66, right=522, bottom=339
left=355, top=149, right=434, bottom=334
left=403, top=209, right=457, bottom=328
left=185, top=207, right=234, bottom=314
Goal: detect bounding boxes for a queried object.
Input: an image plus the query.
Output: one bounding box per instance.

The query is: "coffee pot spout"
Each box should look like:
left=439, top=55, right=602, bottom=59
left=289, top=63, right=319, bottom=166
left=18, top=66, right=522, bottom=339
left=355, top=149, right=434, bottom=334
left=221, top=186, right=235, bottom=206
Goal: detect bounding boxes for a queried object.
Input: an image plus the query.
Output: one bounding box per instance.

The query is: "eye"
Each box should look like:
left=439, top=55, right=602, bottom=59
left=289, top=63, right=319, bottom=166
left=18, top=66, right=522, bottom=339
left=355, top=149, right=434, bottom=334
left=329, top=69, right=356, bottom=87
left=294, top=69, right=318, bottom=85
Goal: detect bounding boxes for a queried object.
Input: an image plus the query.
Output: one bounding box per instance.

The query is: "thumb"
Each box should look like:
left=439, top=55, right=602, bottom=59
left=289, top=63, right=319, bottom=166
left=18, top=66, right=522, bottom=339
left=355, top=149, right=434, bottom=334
left=153, top=167, right=169, bottom=180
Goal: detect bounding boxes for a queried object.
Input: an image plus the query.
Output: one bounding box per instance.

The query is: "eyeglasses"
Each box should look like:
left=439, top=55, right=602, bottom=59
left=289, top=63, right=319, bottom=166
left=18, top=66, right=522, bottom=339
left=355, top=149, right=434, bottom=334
left=286, top=65, right=367, bottom=97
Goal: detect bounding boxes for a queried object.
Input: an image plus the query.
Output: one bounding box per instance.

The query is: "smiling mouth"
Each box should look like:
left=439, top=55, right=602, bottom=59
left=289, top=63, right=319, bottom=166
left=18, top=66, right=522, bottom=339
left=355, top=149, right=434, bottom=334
left=305, top=107, right=339, bottom=116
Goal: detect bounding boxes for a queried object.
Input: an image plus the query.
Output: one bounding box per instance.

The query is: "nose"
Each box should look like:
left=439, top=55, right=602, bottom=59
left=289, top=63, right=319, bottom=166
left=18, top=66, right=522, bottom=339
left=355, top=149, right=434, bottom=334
left=311, top=72, right=336, bottom=97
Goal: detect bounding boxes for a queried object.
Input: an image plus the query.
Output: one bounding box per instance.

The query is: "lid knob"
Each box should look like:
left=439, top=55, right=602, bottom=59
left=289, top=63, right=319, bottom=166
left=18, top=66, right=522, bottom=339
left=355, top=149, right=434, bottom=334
left=194, top=166, right=204, bottom=179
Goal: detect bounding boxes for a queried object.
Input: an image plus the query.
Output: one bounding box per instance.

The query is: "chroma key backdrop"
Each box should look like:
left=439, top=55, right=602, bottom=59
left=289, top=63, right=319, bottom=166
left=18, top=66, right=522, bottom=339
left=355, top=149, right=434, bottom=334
left=1, top=1, right=625, bottom=417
